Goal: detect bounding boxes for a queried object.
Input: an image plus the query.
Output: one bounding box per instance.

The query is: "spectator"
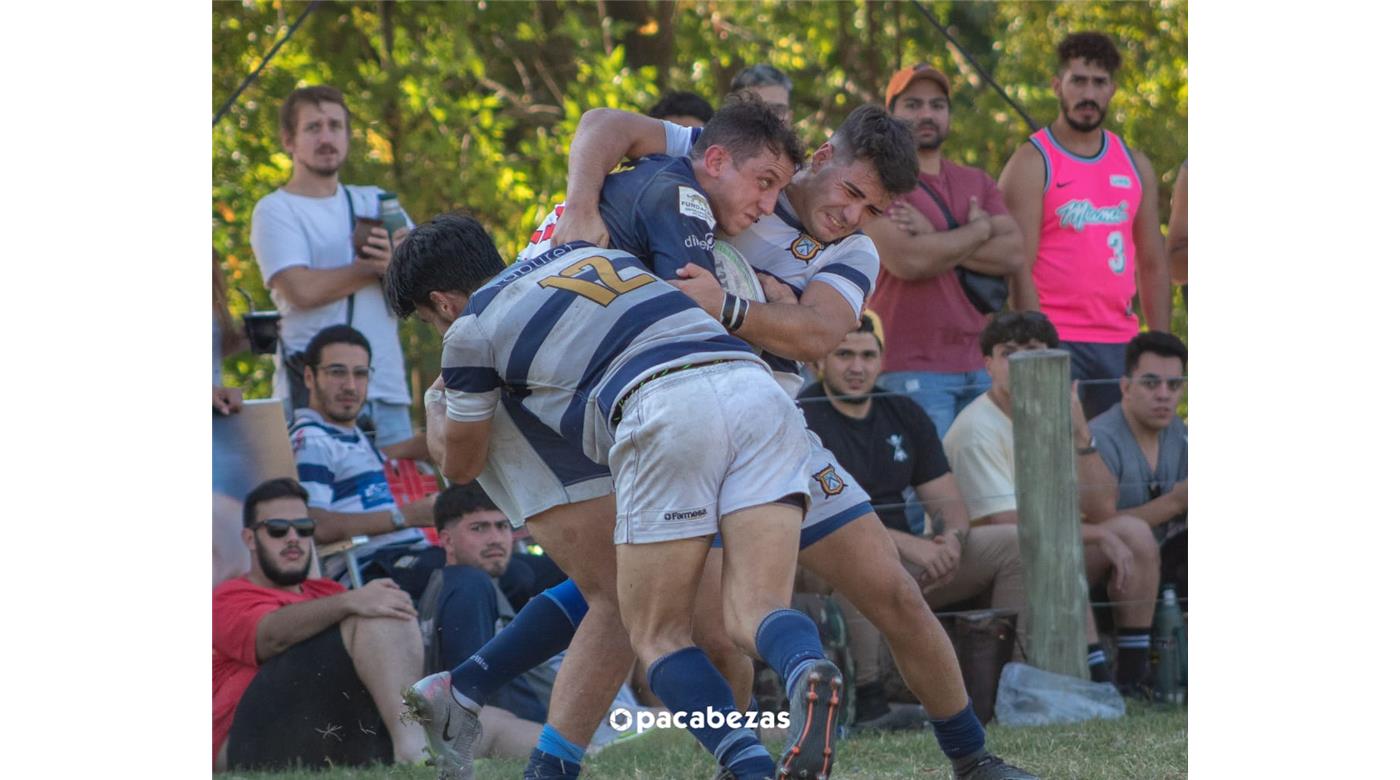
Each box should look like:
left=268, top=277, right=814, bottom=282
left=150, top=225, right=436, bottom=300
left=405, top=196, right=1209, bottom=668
left=728, top=63, right=792, bottom=124
left=866, top=64, right=1024, bottom=437
left=213, top=249, right=247, bottom=416
left=800, top=312, right=1025, bottom=728
left=942, top=312, right=1160, bottom=695
left=250, top=84, right=425, bottom=458
left=289, top=324, right=436, bottom=584
left=647, top=89, right=714, bottom=128
left=212, top=478, right=427, bottom=771
left=1090, top=331, right=1187, bottom=598
left=1167, top=161, right=1188, bottom=286
left=999, top=32, right=1172, bottom=421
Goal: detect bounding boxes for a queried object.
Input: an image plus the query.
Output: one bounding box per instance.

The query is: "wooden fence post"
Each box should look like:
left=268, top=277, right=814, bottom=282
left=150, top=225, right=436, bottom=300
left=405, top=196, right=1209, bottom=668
left=1010, top=349, right=1089, bottom=679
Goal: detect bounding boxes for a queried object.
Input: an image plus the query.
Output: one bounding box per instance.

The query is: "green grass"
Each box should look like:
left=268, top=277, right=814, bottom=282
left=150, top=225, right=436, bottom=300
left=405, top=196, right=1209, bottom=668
left=229, top=702, right=1184, bottom=779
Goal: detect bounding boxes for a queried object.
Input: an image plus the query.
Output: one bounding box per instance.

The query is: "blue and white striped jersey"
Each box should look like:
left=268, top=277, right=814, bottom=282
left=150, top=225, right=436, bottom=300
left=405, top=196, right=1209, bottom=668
left=441, top=242, right=764, bottom=464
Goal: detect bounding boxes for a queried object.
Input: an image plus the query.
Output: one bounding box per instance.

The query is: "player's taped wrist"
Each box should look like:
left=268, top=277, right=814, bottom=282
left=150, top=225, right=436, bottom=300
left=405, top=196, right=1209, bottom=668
left=721, top=292, right=750, bottom=332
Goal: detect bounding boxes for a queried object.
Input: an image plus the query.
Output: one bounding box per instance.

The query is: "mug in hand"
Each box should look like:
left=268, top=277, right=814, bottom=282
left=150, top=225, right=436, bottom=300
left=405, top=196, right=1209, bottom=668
left=352, top=217, right=385, bottom=258
left=242, top=311, right=282, bottom=355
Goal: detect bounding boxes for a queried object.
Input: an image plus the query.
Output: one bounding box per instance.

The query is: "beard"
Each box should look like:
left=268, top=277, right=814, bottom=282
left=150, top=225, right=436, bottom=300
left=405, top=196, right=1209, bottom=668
left=312, top=383, right=362, bottom=425
left=823, top=379, right=871, bottom=405
left=306, top=162, right=342, bottom=177
left=1061, top=96, right=1105, bottom=132
left=917, top=125, right=946, bottom=151
left=256, top=537, right=312, bottom=587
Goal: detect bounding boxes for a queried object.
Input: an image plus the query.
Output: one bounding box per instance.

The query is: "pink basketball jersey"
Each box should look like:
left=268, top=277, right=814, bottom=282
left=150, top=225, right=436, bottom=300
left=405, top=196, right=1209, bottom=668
left=1029, top=128, right=1143, bottom=343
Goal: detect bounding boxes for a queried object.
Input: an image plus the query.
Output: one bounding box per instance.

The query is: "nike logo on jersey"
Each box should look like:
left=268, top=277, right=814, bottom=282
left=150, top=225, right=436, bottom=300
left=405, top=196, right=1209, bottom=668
left=1055, top=180, right=1074, bottom=188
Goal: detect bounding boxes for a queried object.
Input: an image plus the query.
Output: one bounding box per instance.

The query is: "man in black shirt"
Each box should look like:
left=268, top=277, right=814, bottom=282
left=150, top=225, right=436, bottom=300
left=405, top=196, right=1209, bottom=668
left=799, top=312, right=1025, bottom=727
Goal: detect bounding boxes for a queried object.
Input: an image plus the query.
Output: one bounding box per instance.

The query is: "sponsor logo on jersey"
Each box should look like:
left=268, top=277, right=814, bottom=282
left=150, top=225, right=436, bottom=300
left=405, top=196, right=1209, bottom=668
left=814, top=465, right=846, bottom=497
left=664, top=507, right=709, bottom=522
left=684, top=233, right=716, bottom=251
left=291, top=430, right=306, bottom=453
left=788, top=233, right=823, bottom=262
left=678, top=186, right=716, bottom=229
left=1055, top=199, right=1130, bottom=232
left=1109, top=174, right=1133, bottom=189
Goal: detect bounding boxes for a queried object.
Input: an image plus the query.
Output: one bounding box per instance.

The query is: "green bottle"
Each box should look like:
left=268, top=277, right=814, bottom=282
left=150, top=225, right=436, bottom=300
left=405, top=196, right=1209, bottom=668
left=378, top=192, right=409, bottom=237
left=1151, top=586, right=1185, bottom=704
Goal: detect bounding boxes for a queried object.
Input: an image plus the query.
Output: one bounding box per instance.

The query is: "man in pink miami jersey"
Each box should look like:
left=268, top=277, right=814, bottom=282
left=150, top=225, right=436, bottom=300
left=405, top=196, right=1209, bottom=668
left=999, top=31, right=1172, bottom=421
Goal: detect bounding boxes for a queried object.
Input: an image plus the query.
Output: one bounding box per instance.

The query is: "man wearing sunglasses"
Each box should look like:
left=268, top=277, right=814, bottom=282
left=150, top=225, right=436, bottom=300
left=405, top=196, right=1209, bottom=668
left=213, top=477, right=428, bottom=771
left=1089, top=331, right=1188, bottom=598
left=289, top=324, right=436, bottom=584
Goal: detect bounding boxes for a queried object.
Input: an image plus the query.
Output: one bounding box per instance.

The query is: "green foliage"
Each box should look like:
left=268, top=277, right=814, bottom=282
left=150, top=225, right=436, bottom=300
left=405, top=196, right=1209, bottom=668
left=213, top=1, right=1187, bottom=415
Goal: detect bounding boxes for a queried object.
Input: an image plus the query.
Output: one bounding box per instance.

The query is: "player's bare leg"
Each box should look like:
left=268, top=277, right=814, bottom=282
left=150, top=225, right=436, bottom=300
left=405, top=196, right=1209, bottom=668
left=693, top=547, right=755, bottom=709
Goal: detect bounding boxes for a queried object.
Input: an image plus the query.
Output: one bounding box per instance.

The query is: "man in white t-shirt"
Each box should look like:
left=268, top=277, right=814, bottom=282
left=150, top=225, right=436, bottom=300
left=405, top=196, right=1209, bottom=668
left=942, top=311, right=1160, bottom=696
left=251, top=85, right=423, bottom=458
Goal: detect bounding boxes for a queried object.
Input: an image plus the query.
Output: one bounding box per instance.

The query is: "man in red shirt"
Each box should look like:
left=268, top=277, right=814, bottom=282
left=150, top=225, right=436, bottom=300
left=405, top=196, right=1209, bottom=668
left=866, top=64, right=1025, bottom=439
left=212, top=478, right=428, bottom=771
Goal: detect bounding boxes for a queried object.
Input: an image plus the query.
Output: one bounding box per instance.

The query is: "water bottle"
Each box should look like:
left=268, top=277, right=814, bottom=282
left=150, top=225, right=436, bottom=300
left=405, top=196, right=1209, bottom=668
left=378, top=192, right=409, bottom=238
left=1151, top=586, right=1185, bottom=704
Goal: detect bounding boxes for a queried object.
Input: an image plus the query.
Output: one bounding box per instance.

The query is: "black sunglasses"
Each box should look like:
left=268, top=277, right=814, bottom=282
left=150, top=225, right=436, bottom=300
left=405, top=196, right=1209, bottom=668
left=254, top=517, right=317, bottom=538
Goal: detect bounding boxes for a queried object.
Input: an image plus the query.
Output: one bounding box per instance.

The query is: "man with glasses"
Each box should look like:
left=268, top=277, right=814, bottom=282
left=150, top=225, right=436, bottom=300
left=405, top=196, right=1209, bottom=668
left=289, top=324, right=436, bottom=583
left=1090, top=331, right=1188, bottom=598
left=943, top=312, right=1161, bottom=696
left=213, top=477, right=429, bottom=771
left=729, top=64, right=793, bottom=125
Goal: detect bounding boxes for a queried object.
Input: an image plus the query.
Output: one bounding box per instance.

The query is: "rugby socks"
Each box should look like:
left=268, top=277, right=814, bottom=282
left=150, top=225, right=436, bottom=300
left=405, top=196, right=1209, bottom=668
left=754, top=608, right=827, bottom=699
left=450, top=579, right=588, bottom=709
left=648, top=646, right=774, bottom=776
left=527, top=725, right=584, bottom=778
left=1115, top=628, right=1152, bottom=688
left=931, top=700, right=986, bottom=760
left=1087, top=643, right=1111, bottom=683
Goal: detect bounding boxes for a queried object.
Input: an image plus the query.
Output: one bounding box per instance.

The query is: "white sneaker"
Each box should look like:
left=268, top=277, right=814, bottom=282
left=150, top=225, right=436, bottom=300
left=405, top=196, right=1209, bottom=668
left=402, top=672, right=481, bottom=780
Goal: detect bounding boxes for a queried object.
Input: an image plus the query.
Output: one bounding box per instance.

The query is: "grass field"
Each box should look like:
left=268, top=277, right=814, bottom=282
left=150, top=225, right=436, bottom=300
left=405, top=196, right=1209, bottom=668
left=231, top=702, right=1185, bottom=780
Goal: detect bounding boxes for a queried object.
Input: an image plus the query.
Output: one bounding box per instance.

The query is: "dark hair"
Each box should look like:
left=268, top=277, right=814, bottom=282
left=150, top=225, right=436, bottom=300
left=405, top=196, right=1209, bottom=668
left=648, top=90, right=715, bottom=124
left=829, top=104, right=919, bottom=196
left=854, top=312, right=883, bottom=350
left=280, top=85, right=351, bottom=140
left=691, top=93, right=804, bottom=171
left=1057, top=32, right=1122, bottom=75
left=729, top=64, right=792, bottom=94
left=434, top=482, right=501, bottom=533
left=304, top=324, right=372, bottom=367
left=243, top=478, right=309, bottom=528
left=979, top=311, right=1060, bottom=356
left=385, top=211, right=506, bottom=319
left=1125, top=331, right=1187, bottom=376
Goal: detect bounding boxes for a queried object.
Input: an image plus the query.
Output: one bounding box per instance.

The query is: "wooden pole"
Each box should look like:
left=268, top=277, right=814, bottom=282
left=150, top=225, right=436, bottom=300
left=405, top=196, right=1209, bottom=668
left=1010, top=349, right=1089, bottom=679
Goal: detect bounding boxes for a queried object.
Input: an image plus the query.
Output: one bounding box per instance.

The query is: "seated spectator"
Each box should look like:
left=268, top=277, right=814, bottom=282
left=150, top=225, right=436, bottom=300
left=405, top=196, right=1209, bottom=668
left=213, top=478, right=427, bottom=771
left=1090, top=331, right=1187, bottom=599
left=646, top=89, right=714, bottom=128
left=728, top=63, right=792, bottom=124
left=942, top=312, right=1160, bottom=695
left=800, top=312, right=1025, bottom=728
left=289, top=324, right=436, bottom=584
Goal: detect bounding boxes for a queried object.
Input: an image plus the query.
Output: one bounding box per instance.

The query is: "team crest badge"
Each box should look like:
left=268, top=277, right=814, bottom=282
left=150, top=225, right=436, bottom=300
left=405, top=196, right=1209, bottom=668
left=789, top=233, right=823, bottom=262
left=814, top=465, right=846, bottom=497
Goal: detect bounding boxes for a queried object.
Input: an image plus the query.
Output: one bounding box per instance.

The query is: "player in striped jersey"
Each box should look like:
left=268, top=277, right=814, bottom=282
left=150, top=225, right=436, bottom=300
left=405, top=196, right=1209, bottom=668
left=391, top=213, right=844, bottom=780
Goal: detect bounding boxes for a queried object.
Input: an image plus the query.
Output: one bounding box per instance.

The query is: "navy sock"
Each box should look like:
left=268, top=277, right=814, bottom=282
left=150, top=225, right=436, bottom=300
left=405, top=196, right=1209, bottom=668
left=450, top=580, right=584, bottom=704
left=648, top=647, right=773, bottom=774
left=1115, top=628, right=1152, bottom=687
left=931, top=701, right=986, bottom=760
left=525, top=747, right=581, bottom=779
left=753, top=608, right=826, bottom=697
left=1087, top=643, right=1111, bottom=683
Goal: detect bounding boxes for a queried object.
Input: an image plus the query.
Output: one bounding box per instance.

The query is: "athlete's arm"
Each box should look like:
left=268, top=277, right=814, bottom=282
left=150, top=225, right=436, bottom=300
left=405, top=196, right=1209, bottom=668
left=1131, top=149, right=1172, bottom=331
left=554, top=109, right=672, bottom=247
left=735, top=278, right=861, bottom=363
left=998, top=143, right=1046, bottom=312
left=1166, top=162, right=1187, bottom=285
left=439, top=418, right=493, bottom=485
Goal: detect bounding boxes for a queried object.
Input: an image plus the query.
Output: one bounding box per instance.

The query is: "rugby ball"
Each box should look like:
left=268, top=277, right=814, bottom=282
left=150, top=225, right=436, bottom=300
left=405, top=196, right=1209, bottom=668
left=711, top=240, right=767, bottom=303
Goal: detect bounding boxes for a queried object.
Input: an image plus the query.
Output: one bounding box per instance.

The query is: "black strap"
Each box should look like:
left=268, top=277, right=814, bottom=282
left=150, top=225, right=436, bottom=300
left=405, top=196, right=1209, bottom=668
left=342, top=186, right=356, bottom=326
left=915, top=179, right=960, bottom=229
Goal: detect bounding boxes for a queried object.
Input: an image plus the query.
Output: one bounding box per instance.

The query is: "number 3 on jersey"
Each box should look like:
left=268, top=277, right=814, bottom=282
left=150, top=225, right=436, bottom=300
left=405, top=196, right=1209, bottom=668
left=538, top=255, right=657, bottom=305
left=1106, top=231, right=1126, bottom=274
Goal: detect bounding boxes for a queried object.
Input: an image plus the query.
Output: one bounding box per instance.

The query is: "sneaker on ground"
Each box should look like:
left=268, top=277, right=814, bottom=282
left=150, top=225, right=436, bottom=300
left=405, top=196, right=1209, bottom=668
left=953, top=748, right=1040, bottom=780
left=778, top=659, right=843, bottom=780
left=401, top=671, right=481, bottom=780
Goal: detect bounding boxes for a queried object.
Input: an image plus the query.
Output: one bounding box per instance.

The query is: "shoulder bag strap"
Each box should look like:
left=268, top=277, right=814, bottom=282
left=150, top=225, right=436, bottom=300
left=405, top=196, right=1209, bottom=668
left=915, top=179, right=960, bottom=229
left=342, top=186, right=356, bottom=326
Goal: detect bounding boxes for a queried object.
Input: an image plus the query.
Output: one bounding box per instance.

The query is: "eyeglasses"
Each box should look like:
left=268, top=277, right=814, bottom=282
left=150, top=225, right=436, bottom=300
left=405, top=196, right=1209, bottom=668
left=1133, top=374, right=1185, bottom=392
left=254, top=517, right=317, bottom=538
left=315, top=364, right=374, bottom=382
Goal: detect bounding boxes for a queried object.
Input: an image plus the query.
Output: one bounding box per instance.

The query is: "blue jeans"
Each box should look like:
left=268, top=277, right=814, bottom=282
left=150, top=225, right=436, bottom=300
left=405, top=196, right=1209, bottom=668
left=880, top=369, right=992, bottom=439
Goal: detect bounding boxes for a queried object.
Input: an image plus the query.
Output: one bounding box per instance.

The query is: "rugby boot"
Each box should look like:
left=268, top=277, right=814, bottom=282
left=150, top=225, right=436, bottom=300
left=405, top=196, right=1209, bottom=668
left=777, top=659, right=844, bottom=780
left=402, top=671, right=481, bottom=780
left=953, top=748, right=1040, bottom=780
left=713, top=765, right=774, bottom=780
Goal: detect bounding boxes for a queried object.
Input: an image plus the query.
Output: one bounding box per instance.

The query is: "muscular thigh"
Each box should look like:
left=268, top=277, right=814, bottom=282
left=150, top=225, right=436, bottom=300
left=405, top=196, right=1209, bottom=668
left=525, top=495, right=618, bottom=600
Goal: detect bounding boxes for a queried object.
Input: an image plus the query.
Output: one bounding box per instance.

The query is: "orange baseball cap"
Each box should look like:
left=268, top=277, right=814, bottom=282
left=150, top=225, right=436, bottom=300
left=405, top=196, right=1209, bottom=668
left=885, top=63, right=951, bottom=108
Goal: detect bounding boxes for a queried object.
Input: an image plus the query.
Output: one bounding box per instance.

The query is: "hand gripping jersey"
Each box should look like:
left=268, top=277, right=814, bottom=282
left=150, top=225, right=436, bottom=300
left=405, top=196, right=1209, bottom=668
left=441, top=241, right=764, bottom=465
left=1028, top=127, right=1144, bottom=343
